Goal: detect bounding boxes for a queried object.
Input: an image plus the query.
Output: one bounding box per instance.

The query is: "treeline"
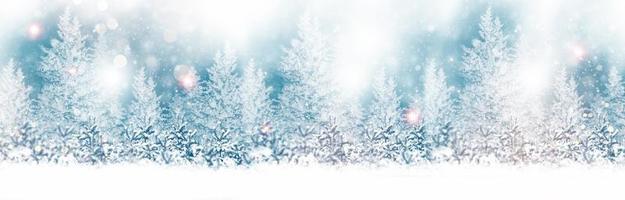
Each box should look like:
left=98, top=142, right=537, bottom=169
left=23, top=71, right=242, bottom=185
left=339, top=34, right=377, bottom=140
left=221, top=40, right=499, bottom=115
left=0, top=8, right=624, bottom=167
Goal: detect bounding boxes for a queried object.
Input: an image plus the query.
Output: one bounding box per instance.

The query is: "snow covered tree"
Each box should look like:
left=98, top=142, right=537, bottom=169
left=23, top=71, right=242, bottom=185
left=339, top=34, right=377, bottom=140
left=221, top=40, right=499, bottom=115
left=38, top=9, right=96, bottom=133
left=458, top=8, right=519, bottom=163
left=0, top=61, right=48, bottom=163
left=278, top=14, right=335, bottom=134
left=542, top=67, right=584, bottom=163
left=163, top=122, right=202, bottom=164
left=312, top=119, right=355, bottom=164
left=606, top=66, right=625, bottom=131
left=360, top=67, right=401, bottom=163
left=120, top=125, right=158, bottom=162
left=278, top=15, right=354, bottom=164
left=127, top=68, right=160, bottom=131
left=76, top=120, right=109, bottom=164
left=202, top=127, right=250, bottom=167
left=249, top=130, right=287, bottom=164
left=205, top=46, right=241, bottom=132
left=365, top=67, right=401, bottom=131
left=239, top=59, right=282, bottom=163
left=580, top=67, right=625, bottom=163
left=420, top=61, right=455, bottom=161
left=50, top=126, right=79, bottom=164
left=396, top=122, right=430, bottom=164
left=0, top=60, right=31, bottom=137
left=121, top=68, right=161, bottom=162
left=240, top=59, right=272, bottom=136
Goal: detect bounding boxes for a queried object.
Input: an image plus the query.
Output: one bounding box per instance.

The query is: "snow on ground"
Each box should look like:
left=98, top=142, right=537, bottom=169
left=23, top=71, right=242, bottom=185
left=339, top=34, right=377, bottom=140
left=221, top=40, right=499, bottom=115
left=0, top=164, right=623, bottom=200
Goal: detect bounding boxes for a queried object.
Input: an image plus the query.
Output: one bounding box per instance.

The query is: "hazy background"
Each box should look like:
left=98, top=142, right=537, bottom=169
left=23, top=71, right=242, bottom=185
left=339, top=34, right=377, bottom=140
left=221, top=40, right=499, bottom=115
left=1, top=0, right=624, bottom=107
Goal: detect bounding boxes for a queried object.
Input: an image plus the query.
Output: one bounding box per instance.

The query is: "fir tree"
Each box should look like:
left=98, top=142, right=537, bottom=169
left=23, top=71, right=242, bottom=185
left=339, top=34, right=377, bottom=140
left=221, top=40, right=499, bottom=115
left=127, top=68, right=160, bottom=131
left=205, top=46, right=241, bottom=132
left=458, top=8, right=518, bottom=163
left=421, top=61, right=455, bottom=161
left=365, top=67, right=401, bottom=131
left=361, top=67, right=400, bottom=163
left=38, top=9, right=95, bottom=132
left=0, top=60, right=31, bottom=137
left=240, top=59, right=272, bottom=137
left=278, top=14, right=335, bottom=134
left=542, top=67, right=584, bottom=163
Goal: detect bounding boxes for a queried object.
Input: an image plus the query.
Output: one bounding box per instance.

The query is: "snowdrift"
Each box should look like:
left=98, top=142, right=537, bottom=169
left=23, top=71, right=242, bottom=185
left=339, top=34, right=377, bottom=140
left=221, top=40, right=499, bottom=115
left=0, top=164, right=622, bottom=200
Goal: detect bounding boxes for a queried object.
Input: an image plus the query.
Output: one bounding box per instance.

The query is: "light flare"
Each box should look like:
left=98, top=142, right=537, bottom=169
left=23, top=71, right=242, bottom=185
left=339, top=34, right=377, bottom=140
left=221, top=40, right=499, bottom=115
left=27, top=23, right=43, bottom=40
left=174, top=64, right=198, bottom=91
left=96, top=66, right=126, bottom=93
left=404, top=108, right=421, bottom=126
left=571, top=43, right=586, bottom=61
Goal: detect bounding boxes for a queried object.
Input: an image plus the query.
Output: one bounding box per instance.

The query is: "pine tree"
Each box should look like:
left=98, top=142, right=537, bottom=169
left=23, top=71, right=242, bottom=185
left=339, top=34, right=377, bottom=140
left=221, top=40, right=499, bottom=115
left=581, top=67, right=625, bottom=163
left=421, top=61, right=455, bottom=161
left=542, top=67, right=584, bottom=163
left=38, top=9, right=95, bottom=132
left=123, top=68, right=160, bottom=162
left=278, top=15, right=347, bottom=163
left=202, top=128, right=249, bottom=167
left=0, top=61, right=40, bottom=162
left=0, top=60, right=31, bottom=137
left=127, top=68, right=160, bottom=131
left=366, top=67, right=401, bottom=131
left=458, top=8, right=517, bottom=163
left=76, top=119, right=108, bottom=164
left=278, top=14, right=335, bottom=134
left=396, top=123, right=430, bottom=164
left=164, top=122, right=202, bottom=164
left=313, top=120, right=354, bottom=164
left=360, top=67, right=400, bottom=163
left=239, top=59, right=279, bottom=163
left=607, top=66, right=625, bottom=131
left=205, top=46, right=241, bottom=132
left=240, top=59, right=272, bottom=136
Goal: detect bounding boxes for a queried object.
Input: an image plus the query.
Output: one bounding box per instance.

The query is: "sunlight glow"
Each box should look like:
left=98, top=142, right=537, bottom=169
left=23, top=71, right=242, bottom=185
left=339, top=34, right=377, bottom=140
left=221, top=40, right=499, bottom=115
left=572, top=43, right=586, bottom=61
left=27, top=23, right=43, bottom=40
left=113, top=54, right=127, bottom=68
left=518, top=63, right=550, bottom=95
left=97, top=66, right=126, bottom=93
left=174, top=64, right=198, bottom=91
left=404, top=108, right=421, bottom=126
left=334, top=26, right=391, bottom=94
left=164, top=0, right=279, bottom=48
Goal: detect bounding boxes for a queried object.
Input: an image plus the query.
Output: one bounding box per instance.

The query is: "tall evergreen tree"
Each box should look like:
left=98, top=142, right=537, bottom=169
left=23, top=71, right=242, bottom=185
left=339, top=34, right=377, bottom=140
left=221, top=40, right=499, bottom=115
left=360, top=67, right=401, bottom=163
left=0, top=61, right=39, bottom=162
left=542, top=67, right=584, bottom=163
left=240, top=59, right=272, bottom=136
left=38, top=9, right=95, bottom=132
left=278, top=14, right=335, bottom=134
left=421, top=61, right=455, bottom=160
left=0, top=60, right=31, bottom=135
left=205, top=46, right=241, bottom=132
left=458, top=8, right=518, bottom=163
left=278, top=15, right=342, bottom=162
left=366, top=67, right=401, bottom=131
left=127, top=68, right=160, bottom=131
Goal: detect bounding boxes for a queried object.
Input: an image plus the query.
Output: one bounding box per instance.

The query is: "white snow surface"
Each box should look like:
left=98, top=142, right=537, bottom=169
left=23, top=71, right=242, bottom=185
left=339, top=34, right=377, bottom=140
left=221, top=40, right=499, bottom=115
left=0, top=163, right=622, bottom=200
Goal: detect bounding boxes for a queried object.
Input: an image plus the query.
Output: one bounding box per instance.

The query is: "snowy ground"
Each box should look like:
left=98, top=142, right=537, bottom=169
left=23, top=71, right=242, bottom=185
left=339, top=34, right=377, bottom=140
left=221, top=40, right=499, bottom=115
left=0, top=164, right=623, bottom=200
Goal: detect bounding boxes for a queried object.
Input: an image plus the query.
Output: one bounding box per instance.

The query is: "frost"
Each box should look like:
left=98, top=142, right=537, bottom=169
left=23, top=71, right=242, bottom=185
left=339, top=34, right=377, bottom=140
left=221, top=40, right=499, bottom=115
left=2, top=7, right=625, bottom=167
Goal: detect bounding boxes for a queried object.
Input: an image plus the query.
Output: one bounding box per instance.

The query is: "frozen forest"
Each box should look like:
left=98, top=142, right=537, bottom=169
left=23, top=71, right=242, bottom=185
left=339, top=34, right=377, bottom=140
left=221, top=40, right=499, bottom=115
left=2, top=0, right=625, bottom=169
